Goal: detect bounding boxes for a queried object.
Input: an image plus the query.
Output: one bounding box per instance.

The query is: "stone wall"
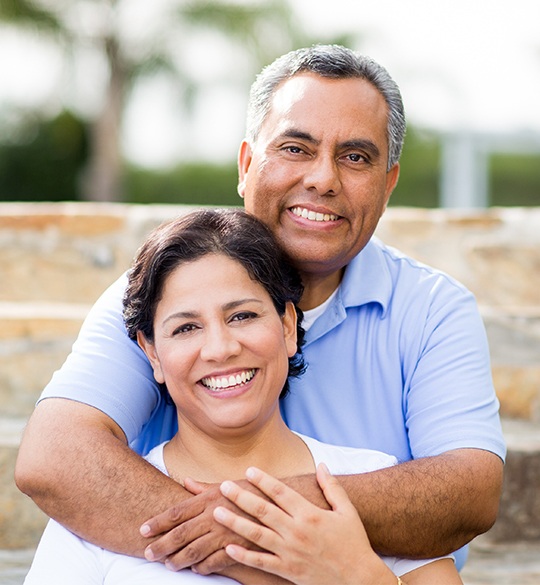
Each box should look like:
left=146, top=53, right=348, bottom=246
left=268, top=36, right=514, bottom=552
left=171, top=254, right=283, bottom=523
left=1, top=202, right=539, bottom=548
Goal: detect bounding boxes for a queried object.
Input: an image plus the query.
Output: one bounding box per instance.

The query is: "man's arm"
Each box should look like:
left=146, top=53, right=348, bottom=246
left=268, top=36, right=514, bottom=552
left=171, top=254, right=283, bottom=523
left=141, top=447, right=502, bottom=572
left=293, top=448, right=503, bottom=559
left=15, top=398, right=188, bottom=556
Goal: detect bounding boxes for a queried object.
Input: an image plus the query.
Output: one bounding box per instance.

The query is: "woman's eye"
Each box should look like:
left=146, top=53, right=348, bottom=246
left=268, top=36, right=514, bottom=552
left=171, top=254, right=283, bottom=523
left=231, top=311, right=257, bottom=323
left=173, top=323, right=197, bottom=335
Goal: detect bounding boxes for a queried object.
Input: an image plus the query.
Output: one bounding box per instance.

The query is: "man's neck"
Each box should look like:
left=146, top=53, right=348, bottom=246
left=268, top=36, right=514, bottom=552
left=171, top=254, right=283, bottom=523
left=298, top=268, right=344, bottom=311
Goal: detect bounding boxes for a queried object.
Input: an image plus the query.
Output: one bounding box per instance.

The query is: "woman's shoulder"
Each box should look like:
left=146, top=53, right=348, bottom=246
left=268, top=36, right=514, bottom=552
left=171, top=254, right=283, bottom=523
left=296, top=433, right=398, bottom=475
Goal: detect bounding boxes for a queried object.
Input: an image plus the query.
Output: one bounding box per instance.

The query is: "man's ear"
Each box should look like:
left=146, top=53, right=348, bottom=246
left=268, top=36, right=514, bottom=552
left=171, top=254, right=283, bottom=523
left=237, top=140, right=253, bottom=199
left=383, top=163, right=400, bottom=210
left=136, top=331, right=165, bottom=384
left=282, top=302, right=298, bottom=358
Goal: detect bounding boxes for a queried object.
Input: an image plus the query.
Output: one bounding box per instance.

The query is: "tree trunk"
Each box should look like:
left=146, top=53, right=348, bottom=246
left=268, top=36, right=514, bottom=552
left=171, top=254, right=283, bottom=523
left=81, top=34, right=125, bottom=202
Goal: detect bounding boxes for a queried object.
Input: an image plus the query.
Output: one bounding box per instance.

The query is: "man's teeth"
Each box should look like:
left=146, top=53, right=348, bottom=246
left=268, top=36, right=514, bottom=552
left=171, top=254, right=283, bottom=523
left=201, top=369, right=256, bottom=392
left=291, top=207, right=339, bottom=222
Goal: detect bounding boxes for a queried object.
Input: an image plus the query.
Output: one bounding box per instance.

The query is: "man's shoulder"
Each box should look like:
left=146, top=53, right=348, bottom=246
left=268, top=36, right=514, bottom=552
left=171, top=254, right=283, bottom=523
left=368, top=237, right=471, bottom=294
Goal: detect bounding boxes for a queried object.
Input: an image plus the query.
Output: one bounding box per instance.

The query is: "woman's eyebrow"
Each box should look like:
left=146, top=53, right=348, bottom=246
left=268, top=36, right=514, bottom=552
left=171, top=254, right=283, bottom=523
left=222, top=298, right=263, bottom=311
left=161, top=298, right=263, bottom=325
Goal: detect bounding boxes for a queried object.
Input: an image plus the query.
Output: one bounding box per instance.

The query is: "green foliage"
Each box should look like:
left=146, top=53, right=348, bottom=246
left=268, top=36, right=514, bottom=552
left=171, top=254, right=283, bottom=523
left=125, top=163, right=240, bottom=207
left=0, top=0, right=62, bottom=32
left=490, top=153, right=540, bottom=206
left=390, top=128, right=440, bottom=208
left=0, top=110, right=88, bottom=201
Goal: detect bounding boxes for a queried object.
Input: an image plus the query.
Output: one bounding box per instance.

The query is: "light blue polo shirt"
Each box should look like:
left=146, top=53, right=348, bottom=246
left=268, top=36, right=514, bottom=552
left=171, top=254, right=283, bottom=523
left=282, top=237, right=506, bottom=464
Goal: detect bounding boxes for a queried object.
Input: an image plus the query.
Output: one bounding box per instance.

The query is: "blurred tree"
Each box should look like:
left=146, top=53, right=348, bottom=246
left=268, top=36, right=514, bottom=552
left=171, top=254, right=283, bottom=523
left=0, top=110, right=88, bottom=201
left=0, top=0, right=332, bottom=202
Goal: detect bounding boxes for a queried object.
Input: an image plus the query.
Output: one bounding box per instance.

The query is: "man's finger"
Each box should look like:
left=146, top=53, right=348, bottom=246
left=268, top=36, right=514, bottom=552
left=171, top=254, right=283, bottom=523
left=140, top=496, right=206, bottom=538
left=190, top=548, right=236, bottom=575
left=144, top=515, right=211, bottom=562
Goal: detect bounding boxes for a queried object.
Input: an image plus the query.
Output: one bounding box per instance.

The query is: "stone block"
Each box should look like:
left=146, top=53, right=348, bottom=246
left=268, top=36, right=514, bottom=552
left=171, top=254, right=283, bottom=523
left=0, top=419, right=48, bottom=549
left=483, top=309, right=540, bottom=422
left=486, top=418, right=540, bottom=542
left=0, top=303, right=87, bottom=418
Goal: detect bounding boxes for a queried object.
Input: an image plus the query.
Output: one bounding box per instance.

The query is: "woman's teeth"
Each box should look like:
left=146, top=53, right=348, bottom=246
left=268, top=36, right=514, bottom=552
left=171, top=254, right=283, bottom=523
left=201, top=369, right=256, bottom=391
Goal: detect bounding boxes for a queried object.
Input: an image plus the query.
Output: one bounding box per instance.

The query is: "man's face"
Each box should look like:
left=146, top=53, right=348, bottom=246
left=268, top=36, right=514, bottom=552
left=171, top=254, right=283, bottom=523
left=238, top=73, right=399, bottom=280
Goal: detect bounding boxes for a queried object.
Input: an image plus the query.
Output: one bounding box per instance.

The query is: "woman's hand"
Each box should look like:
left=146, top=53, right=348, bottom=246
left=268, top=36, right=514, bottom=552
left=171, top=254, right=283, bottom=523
left=213, top=463, right=397, bottom=585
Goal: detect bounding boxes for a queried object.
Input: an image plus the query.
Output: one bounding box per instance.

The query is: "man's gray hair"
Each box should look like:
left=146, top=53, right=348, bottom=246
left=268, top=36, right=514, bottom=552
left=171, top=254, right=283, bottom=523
left=245, top=44, right=406, bottom=170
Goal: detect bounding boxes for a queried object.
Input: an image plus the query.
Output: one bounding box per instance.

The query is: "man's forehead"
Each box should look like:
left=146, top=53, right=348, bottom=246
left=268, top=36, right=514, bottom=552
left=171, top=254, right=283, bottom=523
left=260, top=73, right=388, bottom=144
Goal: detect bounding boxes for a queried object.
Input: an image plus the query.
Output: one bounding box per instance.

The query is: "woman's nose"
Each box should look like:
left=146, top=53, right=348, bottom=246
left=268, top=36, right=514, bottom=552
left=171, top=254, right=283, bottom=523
left=199, top=325, right=242, bottom=362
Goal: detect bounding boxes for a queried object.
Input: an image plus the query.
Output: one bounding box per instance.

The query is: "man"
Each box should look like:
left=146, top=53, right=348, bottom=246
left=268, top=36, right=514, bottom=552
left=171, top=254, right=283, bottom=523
left=16, top=45, right=505, bottom=576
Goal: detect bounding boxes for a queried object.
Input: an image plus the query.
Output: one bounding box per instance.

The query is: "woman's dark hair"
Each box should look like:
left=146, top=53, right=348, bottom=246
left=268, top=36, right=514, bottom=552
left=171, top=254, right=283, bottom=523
left=123, top=208, right=306, bottom=397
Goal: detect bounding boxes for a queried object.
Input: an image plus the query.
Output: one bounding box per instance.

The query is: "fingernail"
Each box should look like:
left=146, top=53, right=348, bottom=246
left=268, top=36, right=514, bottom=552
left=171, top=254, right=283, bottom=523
left=144, top=547, right=155, bottom=562
left=245, top=467, right=258, bottom=480
left=214, top=506, right=227, bottom=521
left=140, top=523, right=151, bottom=537
left=220, top=480, right=234, bottom=496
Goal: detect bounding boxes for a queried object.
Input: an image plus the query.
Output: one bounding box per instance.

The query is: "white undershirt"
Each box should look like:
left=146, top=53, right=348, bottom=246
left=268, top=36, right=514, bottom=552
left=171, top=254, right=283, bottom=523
left=301, top=286, right=340, bottom=331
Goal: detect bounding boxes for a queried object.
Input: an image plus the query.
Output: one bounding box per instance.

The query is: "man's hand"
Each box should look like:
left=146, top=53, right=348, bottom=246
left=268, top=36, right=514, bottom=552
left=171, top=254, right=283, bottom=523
left=141, top=478, right=267, bottom=574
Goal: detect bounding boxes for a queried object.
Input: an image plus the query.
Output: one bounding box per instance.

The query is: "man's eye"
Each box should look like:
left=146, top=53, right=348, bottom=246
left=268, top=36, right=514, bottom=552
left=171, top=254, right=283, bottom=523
left=347, top=153, right=366, bottom=162
left=284, top=146, right=304, bottom=154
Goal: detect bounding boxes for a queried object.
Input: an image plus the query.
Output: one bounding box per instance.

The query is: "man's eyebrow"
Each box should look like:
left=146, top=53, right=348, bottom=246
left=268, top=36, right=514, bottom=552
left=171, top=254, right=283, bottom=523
left=340, top=139, right=381, bottom=159
left=279, top=128, right=320, bottom=144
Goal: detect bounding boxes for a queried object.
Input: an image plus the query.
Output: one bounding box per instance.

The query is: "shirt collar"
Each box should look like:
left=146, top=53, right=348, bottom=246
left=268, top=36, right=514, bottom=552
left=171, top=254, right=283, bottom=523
left=339, top=236, right=392, bottom=318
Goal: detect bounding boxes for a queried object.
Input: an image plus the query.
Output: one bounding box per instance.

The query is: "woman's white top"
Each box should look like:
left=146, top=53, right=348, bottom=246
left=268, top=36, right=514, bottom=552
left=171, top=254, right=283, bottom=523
left=24, top=434, right=451, bottom=584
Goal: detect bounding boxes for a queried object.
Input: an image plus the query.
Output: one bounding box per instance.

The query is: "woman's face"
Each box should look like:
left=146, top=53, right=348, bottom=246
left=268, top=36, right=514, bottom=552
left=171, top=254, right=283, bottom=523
left=138, top=253, right=298, bottom=440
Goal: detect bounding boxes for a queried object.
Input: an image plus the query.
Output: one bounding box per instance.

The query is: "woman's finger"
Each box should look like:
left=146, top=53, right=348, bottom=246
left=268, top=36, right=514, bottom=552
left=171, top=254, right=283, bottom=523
left=218, top=479, right=293, bottom=537
left=213, top=505, right=282, bottom=553
left=242, top=467, right=317, bottom=516
left=316, top=462, right=357, bottom=513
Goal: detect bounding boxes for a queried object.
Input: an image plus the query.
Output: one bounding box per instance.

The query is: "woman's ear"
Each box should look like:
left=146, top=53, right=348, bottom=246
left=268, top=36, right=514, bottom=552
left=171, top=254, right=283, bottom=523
left=282, top=302, right=298, bottom=358
left=137, top=331, right=165, bottom=384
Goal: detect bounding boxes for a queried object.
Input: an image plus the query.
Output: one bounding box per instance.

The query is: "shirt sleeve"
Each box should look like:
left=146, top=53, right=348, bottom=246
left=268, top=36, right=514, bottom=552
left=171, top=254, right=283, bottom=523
left=38, top=274, right=162, bottom=447
left=403, top=276, right=506, bottom=461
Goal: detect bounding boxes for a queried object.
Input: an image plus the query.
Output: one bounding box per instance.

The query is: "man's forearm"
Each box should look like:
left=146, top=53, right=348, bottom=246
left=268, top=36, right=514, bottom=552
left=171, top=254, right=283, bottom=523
left=15, top=398, right=186, bottom=556
left=284, top=449, right=503, bottom=559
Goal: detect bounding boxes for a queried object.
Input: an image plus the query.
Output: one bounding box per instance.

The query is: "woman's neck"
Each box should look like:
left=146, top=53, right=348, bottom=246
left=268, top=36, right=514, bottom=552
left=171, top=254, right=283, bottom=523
left=163, top=413, right=314, bottom=484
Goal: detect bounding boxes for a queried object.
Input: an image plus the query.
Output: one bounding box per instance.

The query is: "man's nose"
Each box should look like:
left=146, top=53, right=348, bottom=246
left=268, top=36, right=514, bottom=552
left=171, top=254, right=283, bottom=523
left=302, top=154, right=341, bottom=196
left=199, top=325, right=242, bottom=362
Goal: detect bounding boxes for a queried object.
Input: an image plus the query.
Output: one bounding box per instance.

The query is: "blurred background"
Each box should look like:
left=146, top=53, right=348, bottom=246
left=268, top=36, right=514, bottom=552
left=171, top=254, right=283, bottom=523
left=0, top=0, right=539, bottom=208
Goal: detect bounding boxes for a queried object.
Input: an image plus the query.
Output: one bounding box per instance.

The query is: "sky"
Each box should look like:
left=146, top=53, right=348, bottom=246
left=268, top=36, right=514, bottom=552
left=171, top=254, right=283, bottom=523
left=0, top=0, right=539, bottom=167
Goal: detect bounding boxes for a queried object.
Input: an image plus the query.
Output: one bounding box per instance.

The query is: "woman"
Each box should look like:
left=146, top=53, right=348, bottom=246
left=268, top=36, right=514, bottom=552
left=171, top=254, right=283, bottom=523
left=24, top=209, right=461, bottom=585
